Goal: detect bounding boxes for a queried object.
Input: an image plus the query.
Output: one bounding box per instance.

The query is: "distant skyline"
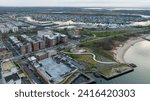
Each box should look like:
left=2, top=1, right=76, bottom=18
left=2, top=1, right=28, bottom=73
left=0, top=0, right=150, bottom=7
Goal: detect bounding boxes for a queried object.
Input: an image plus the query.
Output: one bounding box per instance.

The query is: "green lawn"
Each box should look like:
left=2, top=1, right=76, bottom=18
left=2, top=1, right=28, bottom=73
left=97, top=64, right=128, bottom=77
left=79, top=40, right=115, bottom=61
left=81, top=30, right=130, bottom=37
left=68, top=54, right=97, bottom=65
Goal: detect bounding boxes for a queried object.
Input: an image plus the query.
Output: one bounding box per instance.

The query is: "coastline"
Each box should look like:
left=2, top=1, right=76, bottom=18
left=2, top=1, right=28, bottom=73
left=113, top=37, right=144, bottom=63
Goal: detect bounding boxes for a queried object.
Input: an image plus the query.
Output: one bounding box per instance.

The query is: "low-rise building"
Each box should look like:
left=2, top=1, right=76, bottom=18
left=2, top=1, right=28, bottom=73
left=9, top=36, right=32, bottom=55
left=1, top=60, right=21, bottom=84
left=6, top=23, right=18, bottom=33
left=0, top=42, right=12, bottom=59
left=47, top=50, right=57, bottom=57
left=0, top=22, right=18, bottom=33
left=0, top=24, right=10, bottom=33
left=35, top=51, right=48, bottom=60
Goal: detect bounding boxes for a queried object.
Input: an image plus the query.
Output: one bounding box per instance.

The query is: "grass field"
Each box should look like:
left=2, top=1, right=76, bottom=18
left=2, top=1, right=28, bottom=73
left=68, top=54, right=97, bottom=65
left=97, top=64, right=129, bottom=77
left=79, top=40, right=115, bottom=61
left=81, top=30, right=130, bottom=37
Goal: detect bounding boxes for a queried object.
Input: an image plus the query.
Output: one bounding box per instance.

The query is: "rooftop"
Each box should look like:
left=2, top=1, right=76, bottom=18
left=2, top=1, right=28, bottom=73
left=38, top=30, right=61, bottom=39
left=28, top=55, right=74, bottom=83
left=0, top=42, right=6, bottom=49
left=39, top=57, right=72, bottom=83
left=4, top=73, right=20, bottom=83
left=35, top=51, right=47, bottom=56
left=2, top=61, right=18, bottom=76
left=1, top=60, right=22, bottom=84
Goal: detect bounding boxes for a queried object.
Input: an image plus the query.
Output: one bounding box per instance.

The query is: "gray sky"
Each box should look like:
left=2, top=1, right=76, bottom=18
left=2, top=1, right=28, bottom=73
left=0, top=0, right=150, bottom=7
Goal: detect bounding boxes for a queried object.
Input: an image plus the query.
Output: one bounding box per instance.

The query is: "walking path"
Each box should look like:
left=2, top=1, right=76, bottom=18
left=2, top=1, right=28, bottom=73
left=63, top=52, right=116, bottom=64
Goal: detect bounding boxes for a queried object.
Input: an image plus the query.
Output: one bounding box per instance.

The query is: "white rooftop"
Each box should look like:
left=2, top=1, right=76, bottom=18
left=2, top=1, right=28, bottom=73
left=39, top=57, right=72, bottom=83
left=28, top=56, right=37, bottom=62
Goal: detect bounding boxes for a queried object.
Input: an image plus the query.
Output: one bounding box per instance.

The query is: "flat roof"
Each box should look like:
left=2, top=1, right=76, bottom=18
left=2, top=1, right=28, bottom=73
left=35, top=51, right=47, bottom=56
left=61, top=34, right=67, bottom=37
left=28, top=56, right=37, bottom=62
left=39, top=57, right=72, bottom=83
left=0, top=42, right=6, bottom=49
left=2, top=60, right=19, bottom=78
left=5, top=73, right=20, bottom=83
left=2, top=61, right=16, bottom=72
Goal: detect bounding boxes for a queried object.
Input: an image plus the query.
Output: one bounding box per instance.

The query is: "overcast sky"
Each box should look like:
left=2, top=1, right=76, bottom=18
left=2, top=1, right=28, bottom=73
left=0, top=0, right=150, bottom=7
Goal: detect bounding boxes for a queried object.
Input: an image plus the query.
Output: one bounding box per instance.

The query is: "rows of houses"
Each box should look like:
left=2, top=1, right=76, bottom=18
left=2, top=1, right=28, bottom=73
left=0, top=23, right=18, bottom=33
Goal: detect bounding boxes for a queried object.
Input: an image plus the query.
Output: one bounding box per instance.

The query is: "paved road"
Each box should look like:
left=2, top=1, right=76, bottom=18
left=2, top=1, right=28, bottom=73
left=63, top=52, right=116, bottom=64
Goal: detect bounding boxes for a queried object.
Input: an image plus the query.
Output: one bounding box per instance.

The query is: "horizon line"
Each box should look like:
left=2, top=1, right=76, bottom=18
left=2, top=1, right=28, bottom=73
left=0, top=6, right=150, bottom=8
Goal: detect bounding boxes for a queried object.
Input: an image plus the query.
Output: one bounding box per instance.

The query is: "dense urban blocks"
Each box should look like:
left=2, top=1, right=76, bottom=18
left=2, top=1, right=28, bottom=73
left=1, top=7, right=150, bottom=84
left=0, top=23, right=18, bottom=33
left=8, top=30, right=68, bottom=55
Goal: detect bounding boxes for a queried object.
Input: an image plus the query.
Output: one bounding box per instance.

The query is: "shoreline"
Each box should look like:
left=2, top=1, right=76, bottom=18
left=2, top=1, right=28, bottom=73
left=113, top=37, right=144, bottom=63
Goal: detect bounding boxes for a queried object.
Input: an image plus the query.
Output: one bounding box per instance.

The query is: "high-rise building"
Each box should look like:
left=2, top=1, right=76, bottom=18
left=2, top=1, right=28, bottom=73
left=32, top=41, right=40, bottom=51
left=39, top=40, right=46, bottom=49
left=25, top=43, right=32, bottom=53
left=47, top=37, right=57, bottom=47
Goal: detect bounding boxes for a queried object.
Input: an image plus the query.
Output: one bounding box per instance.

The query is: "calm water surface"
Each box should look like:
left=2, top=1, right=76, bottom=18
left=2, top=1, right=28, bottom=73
left=91, top=40, right=150, bottom=84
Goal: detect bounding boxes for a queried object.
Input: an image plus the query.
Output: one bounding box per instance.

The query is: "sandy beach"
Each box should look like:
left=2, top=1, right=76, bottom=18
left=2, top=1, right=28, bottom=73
left=113, top=37, right=144, bottom=63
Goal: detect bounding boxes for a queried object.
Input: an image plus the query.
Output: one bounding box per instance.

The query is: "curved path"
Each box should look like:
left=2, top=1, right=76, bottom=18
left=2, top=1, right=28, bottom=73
left=63, top=52, right=116, bottom=64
